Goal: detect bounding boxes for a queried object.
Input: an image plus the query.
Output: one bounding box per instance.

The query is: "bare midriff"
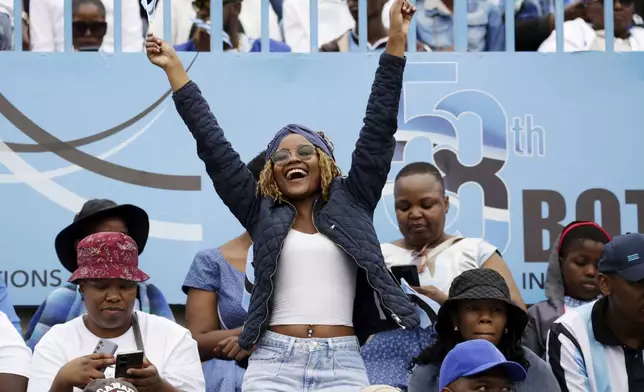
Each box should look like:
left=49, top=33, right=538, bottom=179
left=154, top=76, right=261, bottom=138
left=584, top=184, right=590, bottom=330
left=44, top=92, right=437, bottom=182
left=269, top=324, right=355, bottom=339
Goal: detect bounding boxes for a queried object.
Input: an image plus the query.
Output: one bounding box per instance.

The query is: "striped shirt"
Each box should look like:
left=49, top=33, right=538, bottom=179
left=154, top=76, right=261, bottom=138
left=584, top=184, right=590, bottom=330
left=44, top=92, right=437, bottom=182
left=546, top=298, right=644, bottom=392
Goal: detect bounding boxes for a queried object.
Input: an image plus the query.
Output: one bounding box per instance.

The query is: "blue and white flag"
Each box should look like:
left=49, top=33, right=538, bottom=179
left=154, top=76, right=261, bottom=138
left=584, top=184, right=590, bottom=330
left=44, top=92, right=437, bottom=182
left=140, top=0, right=159, bottom=24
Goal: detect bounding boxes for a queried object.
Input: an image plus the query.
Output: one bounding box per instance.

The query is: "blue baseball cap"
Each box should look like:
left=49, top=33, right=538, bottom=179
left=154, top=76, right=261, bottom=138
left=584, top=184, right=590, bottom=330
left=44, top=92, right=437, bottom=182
left=438, top=339, right=527, bottom=390
left=598, top=233, right=644, bottom=282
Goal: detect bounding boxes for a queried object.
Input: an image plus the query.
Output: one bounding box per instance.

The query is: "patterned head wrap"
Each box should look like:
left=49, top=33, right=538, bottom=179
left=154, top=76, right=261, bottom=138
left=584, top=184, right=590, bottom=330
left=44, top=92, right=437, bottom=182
left=265, top=124, right=335, bottom=162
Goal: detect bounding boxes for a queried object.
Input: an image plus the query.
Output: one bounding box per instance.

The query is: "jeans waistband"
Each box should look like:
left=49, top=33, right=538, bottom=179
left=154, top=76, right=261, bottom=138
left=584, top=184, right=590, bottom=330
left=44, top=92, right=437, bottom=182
left=259, top=330, right=360, bottom=353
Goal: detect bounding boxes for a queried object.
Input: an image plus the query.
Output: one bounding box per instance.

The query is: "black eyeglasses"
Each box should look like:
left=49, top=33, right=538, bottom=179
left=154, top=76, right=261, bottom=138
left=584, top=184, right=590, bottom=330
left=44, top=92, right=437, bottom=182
left=270, top=145, right=316, bottom=166
left=72, top=21, right=107, bottom=37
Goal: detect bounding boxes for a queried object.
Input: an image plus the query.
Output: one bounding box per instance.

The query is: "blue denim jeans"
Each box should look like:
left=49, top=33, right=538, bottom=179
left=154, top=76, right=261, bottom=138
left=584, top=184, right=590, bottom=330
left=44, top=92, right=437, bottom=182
left=241, top=331, right=370, bottom=391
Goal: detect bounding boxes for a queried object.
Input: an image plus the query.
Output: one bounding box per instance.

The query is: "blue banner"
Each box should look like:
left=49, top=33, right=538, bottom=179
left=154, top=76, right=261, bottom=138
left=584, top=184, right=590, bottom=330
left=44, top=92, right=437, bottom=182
left=1, top=52, right=643, bottom=305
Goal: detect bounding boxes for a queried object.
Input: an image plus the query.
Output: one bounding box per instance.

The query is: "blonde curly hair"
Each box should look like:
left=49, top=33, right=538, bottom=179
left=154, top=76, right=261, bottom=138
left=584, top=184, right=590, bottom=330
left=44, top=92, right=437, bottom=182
left=257, top=148, right=341, bottom=202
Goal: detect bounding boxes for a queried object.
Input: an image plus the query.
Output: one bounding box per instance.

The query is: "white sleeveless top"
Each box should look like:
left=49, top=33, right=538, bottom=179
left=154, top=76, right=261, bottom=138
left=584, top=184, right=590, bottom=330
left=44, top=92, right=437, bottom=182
left=381, top=238, right=497, bottom=296
left=270, top=230, right=357, bottom=326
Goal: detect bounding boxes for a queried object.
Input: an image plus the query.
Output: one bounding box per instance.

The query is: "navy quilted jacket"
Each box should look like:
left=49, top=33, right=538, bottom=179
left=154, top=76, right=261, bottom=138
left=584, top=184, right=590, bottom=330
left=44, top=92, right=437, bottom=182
left=173, top=53, right=420, bottom=350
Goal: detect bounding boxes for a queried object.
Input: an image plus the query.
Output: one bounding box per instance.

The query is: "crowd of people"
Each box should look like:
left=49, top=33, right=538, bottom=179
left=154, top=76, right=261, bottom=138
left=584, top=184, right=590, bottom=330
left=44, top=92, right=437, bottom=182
left=1, top=0, right=644, bottom=52
left=0, top=0, right=644, bottom=391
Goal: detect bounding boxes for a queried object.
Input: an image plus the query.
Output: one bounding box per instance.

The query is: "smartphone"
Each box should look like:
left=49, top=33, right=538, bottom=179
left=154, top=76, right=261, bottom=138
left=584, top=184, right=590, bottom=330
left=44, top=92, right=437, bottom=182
left=390, top=265, right=420, bottom=287
left=92, top=340, right=118, bottom=373
left=114, top=350, right=145, bottom=378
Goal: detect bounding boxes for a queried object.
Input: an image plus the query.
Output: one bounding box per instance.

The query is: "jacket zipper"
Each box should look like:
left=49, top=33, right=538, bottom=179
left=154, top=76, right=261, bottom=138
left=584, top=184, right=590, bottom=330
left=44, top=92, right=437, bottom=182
left=311, top=198, right=405, bottom=329
left=251, top=201, right=298, bottom=345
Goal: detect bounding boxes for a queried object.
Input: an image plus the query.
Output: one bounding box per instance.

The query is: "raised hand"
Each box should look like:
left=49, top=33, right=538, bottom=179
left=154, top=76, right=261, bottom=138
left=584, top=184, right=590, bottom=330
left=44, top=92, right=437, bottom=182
left=389, top=0, right=416, bottom=39
left=145, top=32, right=181, bottom=70
left=412, top=285, right=448, bottom=305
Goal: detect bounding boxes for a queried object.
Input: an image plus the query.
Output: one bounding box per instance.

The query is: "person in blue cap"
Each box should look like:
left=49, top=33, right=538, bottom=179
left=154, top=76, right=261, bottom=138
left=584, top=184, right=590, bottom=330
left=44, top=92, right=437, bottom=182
left=409, top=268, right=559, bottom=392
left=548, top=232, right=644, bottom=392
left=145, top=0, right=420, bottom=389
left=438, top=339, right=527, bottom=392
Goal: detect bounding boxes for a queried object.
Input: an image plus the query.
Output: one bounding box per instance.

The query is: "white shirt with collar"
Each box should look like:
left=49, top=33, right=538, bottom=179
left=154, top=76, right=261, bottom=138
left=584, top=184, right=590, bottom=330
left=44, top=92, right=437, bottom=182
left=29, top=0, right=144, bottom=52
left=0, top=310, right=31, bottom=379
left=539, top=17, right=644, bottom=52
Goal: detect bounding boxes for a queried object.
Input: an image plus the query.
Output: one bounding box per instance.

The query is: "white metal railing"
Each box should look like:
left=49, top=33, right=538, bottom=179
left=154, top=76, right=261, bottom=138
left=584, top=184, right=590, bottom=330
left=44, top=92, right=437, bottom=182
left=8, top=0, right=620, bottom=53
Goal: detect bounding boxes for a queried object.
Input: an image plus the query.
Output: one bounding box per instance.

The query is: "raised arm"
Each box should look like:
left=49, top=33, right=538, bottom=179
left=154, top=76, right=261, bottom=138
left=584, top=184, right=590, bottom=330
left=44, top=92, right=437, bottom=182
left=343, top=0, right=413, bottom=211
left=146, top=34, right=259, bottom=229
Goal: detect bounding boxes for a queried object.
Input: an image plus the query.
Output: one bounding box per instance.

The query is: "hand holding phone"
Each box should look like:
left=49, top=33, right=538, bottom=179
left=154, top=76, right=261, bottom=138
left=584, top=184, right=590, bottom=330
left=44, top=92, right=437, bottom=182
left=390, top=265, right=420, bottom=287
left=412, top=285, right=448, bottom=305
left=93, top=340, right=118, bottom=373
left=122, top=357, right=167, bottom=391
left=52, top=353, right=115, bottom=389
left=114, top=350, right=144, bottom=378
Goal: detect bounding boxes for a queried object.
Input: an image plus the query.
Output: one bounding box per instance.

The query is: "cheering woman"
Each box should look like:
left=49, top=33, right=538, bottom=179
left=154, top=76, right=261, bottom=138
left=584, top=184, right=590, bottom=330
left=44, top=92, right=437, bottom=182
left=145, top=0, right=420, bottom=389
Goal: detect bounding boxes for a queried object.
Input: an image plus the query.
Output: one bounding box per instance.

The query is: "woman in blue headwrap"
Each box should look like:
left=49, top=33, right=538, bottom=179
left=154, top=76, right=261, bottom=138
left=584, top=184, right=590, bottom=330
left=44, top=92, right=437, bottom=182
left=145, top=0, right=419, bottom=389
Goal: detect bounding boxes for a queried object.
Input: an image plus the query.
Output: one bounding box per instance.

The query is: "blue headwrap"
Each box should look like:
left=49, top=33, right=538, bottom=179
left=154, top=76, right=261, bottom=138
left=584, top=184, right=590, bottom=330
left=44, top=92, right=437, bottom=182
left=265, top=124, right=335, bottom=162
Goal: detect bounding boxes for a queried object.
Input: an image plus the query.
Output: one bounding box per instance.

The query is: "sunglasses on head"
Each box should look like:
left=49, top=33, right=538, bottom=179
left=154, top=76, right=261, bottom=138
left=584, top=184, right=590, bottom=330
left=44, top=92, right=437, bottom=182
left=271, top=144, right=316, bottom=166
left=72, top=21, right=107, bottom=37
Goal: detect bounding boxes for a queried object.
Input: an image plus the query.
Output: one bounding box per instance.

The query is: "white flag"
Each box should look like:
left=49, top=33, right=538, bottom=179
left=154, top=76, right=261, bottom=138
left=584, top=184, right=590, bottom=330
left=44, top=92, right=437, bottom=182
left=140, top=0, right=159, bottom=24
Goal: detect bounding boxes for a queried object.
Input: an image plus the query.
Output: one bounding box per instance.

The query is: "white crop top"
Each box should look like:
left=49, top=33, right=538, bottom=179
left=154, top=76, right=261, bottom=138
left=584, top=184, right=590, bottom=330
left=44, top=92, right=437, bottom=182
left=270, top=230, right=357, bottom=326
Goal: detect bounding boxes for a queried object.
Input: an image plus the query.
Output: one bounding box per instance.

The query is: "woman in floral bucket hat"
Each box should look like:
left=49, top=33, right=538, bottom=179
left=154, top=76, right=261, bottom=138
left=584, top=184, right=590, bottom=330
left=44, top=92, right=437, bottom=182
left=24, top=199, right=174, bottom=351
left=27, top=232, right=205, bottom=392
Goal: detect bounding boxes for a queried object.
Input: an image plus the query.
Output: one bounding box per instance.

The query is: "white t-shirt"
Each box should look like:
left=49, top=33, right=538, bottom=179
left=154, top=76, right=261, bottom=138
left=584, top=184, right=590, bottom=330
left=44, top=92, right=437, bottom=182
left=282, top=0, right=394, bottom=52
left=27, top=311, right=205, bottom=392
left=0, top=311, right=31, bottom=378
left=29, top=0, right=144, bottom=52
left=0, top=0, right=12, bottom=24
left=381, top=238, right=497, bottom=295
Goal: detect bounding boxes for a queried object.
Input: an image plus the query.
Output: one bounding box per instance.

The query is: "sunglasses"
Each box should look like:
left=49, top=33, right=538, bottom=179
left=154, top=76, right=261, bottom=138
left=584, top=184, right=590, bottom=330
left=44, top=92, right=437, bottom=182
left=72, top=21, right=107, bottom=37
left=271, top=144, right=316, bottom=166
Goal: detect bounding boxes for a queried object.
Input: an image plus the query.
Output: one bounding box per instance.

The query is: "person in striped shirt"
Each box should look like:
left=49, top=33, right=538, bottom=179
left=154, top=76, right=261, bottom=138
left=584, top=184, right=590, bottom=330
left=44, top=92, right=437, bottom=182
left=547, top=232, right=644, bottom=392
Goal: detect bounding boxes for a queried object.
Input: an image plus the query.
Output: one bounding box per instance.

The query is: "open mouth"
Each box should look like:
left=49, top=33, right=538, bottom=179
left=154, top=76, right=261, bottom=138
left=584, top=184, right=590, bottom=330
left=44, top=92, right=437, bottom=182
left=285, top=167, right=308, bottom=181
